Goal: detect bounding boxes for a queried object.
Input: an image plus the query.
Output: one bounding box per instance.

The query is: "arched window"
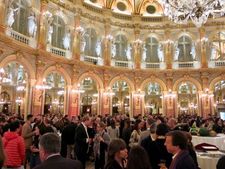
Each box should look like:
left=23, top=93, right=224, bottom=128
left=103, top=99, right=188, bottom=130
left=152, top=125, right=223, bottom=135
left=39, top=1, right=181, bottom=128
left=144, top=37, right=159, bottom=62
left=52, top=16, right=65, bottom=49
left=115, top=34, right=128, bottom=61
left=177, top=36, right=193, bottom=62
left=84, top=28, right=97, bottom=56
left=211, top=32, right=225, bottom=60
left=11, top=0, right=29, bottom=35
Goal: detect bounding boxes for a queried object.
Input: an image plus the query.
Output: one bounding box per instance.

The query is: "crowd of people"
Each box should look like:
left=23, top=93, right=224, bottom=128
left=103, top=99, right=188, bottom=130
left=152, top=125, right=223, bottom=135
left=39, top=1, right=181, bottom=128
left=0, top=112, right=225, bottom=169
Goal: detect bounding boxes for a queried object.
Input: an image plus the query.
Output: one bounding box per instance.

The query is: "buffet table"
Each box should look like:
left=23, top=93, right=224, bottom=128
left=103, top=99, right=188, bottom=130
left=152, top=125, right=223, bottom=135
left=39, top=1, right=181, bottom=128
left=197, top=151, right=224, bottom=169
left=192, top=134, right=225, bottom=150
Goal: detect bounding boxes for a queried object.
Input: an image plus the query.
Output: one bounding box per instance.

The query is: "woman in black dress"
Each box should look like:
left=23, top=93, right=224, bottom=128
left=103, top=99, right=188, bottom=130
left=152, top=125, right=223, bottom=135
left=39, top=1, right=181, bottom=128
left=104, top=139, right=128, bottom=169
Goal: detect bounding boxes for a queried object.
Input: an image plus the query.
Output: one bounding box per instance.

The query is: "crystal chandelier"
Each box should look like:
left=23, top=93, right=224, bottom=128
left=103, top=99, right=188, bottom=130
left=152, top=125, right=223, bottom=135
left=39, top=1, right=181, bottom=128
left=162, top=0, right=225, bottom=27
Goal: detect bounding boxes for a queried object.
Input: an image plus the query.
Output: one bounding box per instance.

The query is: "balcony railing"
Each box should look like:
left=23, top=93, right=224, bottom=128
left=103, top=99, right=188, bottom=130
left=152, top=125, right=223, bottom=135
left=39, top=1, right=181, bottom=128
left=47, top=45, right=71, bottom=59
left=6, top=28, right=37, bottom=48
left=208, top=60, right=225, bottom=68
left=80, top=55, right=103, bottom=65
left=111, top=60, right=133, bottom=68
left=142, top=62, right=166, bottom=69
left=173, top=61, right=200, bottom=69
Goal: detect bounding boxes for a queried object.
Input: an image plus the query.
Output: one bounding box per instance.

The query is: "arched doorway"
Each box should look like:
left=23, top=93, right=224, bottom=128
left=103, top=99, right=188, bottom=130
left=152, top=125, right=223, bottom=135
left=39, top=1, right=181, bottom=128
left=43, top=72, right=66, bottom=116
left=177, top=82, right=198, bottom=115
left=111, top=80, right=130, bottom=115
left=143, top=82, right=162, bottom=115
left=213, top=80, right=225, bottom=118
left=0, top=62, right=28, bottom=117
left=80, top=77, right=98, bottom=116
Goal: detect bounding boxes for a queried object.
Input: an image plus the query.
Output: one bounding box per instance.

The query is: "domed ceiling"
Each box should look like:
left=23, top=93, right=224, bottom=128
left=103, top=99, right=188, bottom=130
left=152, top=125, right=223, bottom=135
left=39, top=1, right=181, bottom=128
left=83, top=0, right=164, bottom=16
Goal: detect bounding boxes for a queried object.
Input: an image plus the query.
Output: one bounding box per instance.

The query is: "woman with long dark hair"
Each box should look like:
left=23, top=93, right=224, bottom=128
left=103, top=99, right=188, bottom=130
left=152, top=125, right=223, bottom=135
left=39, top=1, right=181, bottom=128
left=127, top=145, right=152, bottom=169
left=104, top=139, right=128, bottom=169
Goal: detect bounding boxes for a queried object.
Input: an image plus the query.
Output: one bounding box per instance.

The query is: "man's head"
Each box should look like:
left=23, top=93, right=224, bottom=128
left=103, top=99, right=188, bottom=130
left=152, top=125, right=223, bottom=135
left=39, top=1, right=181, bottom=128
left=26, top=114, right=33, bottom=123
left=82, top=115, right=91, bottom=127
left=9, top=120, right=21, bottom=132
left=39, top=133, right=61, bottom=161
left=164, top=131, right=187, bottom=155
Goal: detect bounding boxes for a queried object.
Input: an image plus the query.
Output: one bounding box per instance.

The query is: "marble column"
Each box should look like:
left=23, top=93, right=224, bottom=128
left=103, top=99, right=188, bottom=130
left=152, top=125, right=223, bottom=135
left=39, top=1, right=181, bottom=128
left=199, top=28, right=208, bottom=68
left=73, top=9, right=82, bottom=61
left=133, top=28, right=141, bottom=69
left=164, top=30, right=173, bottom=69
left=103, top=19, right=111, bottom=66
left=38, top=1, right=48, bottom=50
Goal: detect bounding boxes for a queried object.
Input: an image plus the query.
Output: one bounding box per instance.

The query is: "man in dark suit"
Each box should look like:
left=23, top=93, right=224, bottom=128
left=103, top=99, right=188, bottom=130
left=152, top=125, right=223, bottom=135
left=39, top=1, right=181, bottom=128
left=34, top=133, right=82, bottom=169
left=74, top=115, right=92, bottom=169
left=164, top=131, right=197, bottom=169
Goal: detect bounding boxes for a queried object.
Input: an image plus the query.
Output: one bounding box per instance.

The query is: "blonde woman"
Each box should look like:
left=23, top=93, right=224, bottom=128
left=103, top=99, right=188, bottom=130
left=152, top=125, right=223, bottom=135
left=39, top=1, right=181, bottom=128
left=129, top=120, right=142, bottom=147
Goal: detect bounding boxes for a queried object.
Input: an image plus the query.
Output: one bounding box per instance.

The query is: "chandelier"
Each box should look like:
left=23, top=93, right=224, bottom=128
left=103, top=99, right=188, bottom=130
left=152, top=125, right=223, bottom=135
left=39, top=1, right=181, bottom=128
left=163, top=0, right=225, bottom=27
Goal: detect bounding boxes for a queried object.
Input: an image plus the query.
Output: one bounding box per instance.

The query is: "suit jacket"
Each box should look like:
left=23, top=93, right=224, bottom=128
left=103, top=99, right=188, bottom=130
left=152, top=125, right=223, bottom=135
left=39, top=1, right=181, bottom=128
left=21, top=122, right=34, bottom=149
left=75, top=123, right=89, bottom=156
left=169, top=150, right=197, bottom=169
left=140, top=135, right=152, bottom=154
left=33, top=155, right=82, bottom=169
left=105, top=159, right=125, bottom=169
left=138, top=130, right=150, bottom=145
left=147, top=138, right=172, bottom=169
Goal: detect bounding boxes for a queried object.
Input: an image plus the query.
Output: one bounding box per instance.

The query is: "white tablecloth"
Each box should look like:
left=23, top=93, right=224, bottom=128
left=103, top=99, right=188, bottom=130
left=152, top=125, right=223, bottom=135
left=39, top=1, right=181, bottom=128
left=192, top=134, right=225, bottom=150
left=197, top=155, right=219, bottom=169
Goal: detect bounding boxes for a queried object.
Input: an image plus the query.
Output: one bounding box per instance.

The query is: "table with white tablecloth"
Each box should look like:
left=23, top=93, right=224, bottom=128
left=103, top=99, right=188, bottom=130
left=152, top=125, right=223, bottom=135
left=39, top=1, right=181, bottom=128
left=197, top=151, right=225, bottom=169
left=192, top=134, right=225, bottom=150
left=197, top=154, right=219, bottom=169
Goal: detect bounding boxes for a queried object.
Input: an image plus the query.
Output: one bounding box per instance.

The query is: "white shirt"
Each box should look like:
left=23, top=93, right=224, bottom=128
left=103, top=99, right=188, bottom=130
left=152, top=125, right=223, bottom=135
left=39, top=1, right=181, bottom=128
left=81, top=122, right=89, bottom=143
left=46, top=153, right=60, bottom=160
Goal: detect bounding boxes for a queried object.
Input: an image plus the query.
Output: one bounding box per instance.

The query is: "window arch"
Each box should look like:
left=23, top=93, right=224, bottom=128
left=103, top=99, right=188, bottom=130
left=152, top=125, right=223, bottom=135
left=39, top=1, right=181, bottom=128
left=177, top=36, right=193, bottom=62
left=211, top=32, right=225, bottom=60
left=84, top=28, right=97, bottom=57
left=114, top=34, right=128, bottom=61
left=11, top=0, right=29, bottom=35
left=52, top=15, right=65, bottom=49
left=144, top=37, right=159, bottom=62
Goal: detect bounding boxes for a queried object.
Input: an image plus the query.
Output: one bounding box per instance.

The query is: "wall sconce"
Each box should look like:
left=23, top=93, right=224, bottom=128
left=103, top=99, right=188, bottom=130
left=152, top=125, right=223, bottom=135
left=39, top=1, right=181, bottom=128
left=35, top=79, right=52, bottom=90
left=103, top=88, right=115, bottom=104
left=15, top=97, right=22, bottom=103
left=0, top=99, right=5, bottom=104
left=93, top=93, right=98, bottom=97
left=165, top=89, right=176, bottom=98
left=52, top=99, right=59, bottom=105
left=103, top=88, right=115, bottom=96
left=201, top=88, right=214, bottom=98
left=57, top=90, right=64, bottom=95
left=16, top=85, right=25, bottom=91
left=72, top=83, right=85, bottom=93
left=133, top=89, right=145, bottom=97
